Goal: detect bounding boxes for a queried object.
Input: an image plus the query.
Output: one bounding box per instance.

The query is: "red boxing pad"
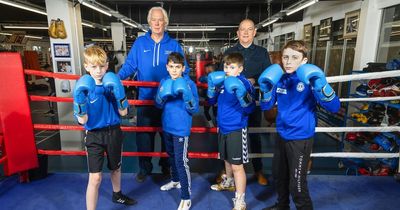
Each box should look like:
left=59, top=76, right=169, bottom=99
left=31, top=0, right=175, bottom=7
left=0, top=53, right=38, bottom=176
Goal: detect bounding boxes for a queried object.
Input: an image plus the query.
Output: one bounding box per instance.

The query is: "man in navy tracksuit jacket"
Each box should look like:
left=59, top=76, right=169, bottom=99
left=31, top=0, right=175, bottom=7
left=155, top=52, right=199, bottom=210
left=118, top=7, right=189, bottom=182
left=259, top=40, right=340, bottom=210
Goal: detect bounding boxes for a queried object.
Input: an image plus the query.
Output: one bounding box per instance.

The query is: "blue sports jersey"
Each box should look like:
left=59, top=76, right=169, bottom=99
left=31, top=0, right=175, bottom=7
left=155, top=76, right=199, bottom=136
left=260, top=73, right=340, bottom=140
left=83, top=85, right=121, bottom=130
left=118, top=31, right=190, bottom=100
left=208, top=75, right=256, bottom=134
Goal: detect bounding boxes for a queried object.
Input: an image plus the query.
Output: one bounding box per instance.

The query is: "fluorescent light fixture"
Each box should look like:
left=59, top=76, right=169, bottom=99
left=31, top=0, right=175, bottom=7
left=82, top=22, right=95, bottom=28
left=0, top=32, right=12, bottom=36
left=121, top=19, right=137, bottom=28
left=81, top=1, right=112, bottom=17
left=25, top=35, right=42, bottom=39
left=182, top=39, right=210, bottom=42
left=169, top=27, right=216, bottom=32
left=3, top=25, right=47, bottom=30
left=102, top=28, right=107, bottom=31
left=0, top=0, right=47, bottom=16
left=262, top=18, right=279, bottom=27
left=286, top=0, right=318, bottom=16
left=0, top=32, right=42, bottom=39
left=91, top=38, right=113, bottom=42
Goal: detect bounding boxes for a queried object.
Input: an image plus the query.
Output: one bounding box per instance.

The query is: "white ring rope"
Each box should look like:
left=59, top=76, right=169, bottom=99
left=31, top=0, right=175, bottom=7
left=249, top=152, right=399, bottom=159
left=340, top=96, right=400, bottom=102
left=248, top=126, right=400, bottom=133
left=327, top=70, right=400, bottom=83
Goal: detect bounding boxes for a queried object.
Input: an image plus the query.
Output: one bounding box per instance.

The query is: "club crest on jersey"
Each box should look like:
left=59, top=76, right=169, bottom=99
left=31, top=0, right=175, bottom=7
left=276, top=88, right=287, bottom=94
left=297, top=82, right=305, bottom=92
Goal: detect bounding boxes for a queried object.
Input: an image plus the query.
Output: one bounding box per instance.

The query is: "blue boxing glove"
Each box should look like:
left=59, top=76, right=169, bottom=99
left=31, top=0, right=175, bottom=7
left=102, top=72, right=128, bottom=110
left=155, top=78, right=174, bottom=105
left=207, top=71, right=225, bottom=98
left=296, top=64, right=335, bottom=102
left=173, top=77, right=196, bottom=111
left=73, top=74, right=95, bottom=117
left=258, top=64, right=284, bottom=102
left=224, top=76, right=252, bottom=107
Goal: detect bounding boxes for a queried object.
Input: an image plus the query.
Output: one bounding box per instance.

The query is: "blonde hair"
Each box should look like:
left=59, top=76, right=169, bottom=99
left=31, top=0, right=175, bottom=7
left=83, top=45, right=107, bottom=65
left=147, top=7, right=169, bottom=26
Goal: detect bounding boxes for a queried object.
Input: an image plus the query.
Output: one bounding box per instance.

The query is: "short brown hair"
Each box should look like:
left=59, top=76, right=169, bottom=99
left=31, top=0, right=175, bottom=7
left=167, top=52, right=185, bottom=65
left=223, top=53, right=244, bottom=66
left=83, top=45, right=107, bottom=65
left=282, top=40, right=309, bottom=58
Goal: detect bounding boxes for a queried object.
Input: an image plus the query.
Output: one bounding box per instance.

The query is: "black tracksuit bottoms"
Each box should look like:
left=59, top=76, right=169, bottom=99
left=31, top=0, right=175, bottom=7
left=273, top=135, right=314, bottom=210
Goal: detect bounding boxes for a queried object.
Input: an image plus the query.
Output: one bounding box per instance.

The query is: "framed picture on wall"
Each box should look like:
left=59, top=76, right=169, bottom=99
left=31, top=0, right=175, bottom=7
left=56, top=60, right=72, bottom=73
left=303, top=23, right=313, bottom=43
left=344, top=10, right=360, bottom=39
left=53, top=43, right=70, bottom=58
left=319, top=17, right=332, bottom=40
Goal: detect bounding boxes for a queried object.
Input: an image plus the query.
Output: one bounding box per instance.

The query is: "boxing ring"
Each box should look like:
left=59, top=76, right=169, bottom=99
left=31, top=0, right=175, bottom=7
left=1, top=53, right=400, bottom=209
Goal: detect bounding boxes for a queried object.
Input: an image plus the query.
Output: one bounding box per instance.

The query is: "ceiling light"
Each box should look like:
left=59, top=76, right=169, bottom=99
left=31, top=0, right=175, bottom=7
left=91, top=38, right=113, bottom=42
left=82, top=22, right=95, bottom=28
left=25, top=35, right=42, bottom=39
left=0, top=0, right=47, bottom=16
left=262, top=18, right=279, bottom=27
left=286, top=0, right=318, bottom=16
left=169, top=28, right=216, bottom=32
left=102, top=28, right=107, bottom=31
left=181, top=39, right=210, bottom=42
left=121, top=19, right=137, bottom=28
left=3, top=25, right=47, bottom=30
left=81, top=1, right=112, bottom=17
left=0, top=32, right=12, bottom=36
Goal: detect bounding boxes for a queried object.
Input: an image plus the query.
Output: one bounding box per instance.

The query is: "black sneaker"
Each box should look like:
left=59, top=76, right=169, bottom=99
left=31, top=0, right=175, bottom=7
left=112, top=191, right=137, bottom=206
left=262, top=203, right=290, bottom=210
left=135, top=172, right=147, bottom=183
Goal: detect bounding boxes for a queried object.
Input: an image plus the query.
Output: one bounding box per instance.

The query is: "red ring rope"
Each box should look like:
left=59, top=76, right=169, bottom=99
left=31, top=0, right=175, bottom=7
left=33, top=124, right=218, bottom=133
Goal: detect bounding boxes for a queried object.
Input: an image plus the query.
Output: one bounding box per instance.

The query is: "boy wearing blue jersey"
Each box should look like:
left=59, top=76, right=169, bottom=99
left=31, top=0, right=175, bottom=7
left=208, top=53, right=256, bottom=210
left=155, top=52, right=199, bottom=210
left=258, top=40, right=340, bottom=210
left=73, top=46, right=136, bottom=210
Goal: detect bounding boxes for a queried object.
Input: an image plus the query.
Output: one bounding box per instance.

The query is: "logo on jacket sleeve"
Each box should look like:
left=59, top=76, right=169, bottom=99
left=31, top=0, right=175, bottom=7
left=297, top=82, right=305, bottom=92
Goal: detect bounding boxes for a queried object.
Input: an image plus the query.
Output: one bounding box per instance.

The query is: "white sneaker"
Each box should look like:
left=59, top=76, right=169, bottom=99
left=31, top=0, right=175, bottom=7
left=160, top=181, right=181, bottom=191
left=232, top=193, right=246, bottom=210
left=177, top=199, right=191, bottom=210
left=210, top=175, right=235, bottom=191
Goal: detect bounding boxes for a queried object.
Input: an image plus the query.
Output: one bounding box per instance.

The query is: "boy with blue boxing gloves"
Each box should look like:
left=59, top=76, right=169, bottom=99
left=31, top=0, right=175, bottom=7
left=155, top=52, right=199, bottom=210
left=258, top=40, right=340, bottom=210
left=208, top=53, right=256, bottom=210
left=73, top=46, right=135, bottom=210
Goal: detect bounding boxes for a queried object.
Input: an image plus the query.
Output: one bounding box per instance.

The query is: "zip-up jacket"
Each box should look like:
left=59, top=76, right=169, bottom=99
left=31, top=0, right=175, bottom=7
left=155, top=76, right=199, bottom=136
left=118, top=31, right=189, bottom=100
left=260, top=73, right=340, bottom=140
left=208, top=74, right=256, bottom=134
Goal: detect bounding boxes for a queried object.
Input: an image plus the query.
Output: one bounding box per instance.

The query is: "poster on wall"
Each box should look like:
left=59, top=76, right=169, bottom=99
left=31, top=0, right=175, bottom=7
left=53, top=43, right=70, bottom=58
left=319, top=17, right=332, bottom=40
left=344, top=10, right=360, bottom=39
